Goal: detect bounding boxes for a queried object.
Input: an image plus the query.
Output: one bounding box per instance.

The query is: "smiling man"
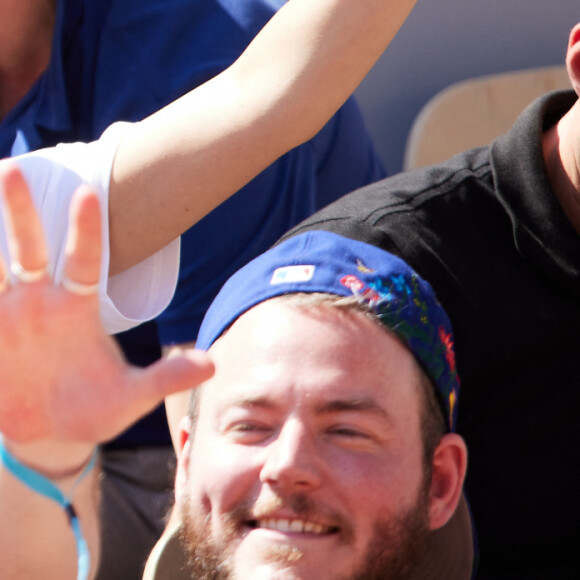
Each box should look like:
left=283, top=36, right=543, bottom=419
left=0, top=212, right=472, bottom=578
left=168, top=230, right=472, bottom=580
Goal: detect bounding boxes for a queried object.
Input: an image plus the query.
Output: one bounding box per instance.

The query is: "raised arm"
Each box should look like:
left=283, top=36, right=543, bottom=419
left=109, top=0, right=417, bottom=273
left=0, top=166, right=214, bottom=579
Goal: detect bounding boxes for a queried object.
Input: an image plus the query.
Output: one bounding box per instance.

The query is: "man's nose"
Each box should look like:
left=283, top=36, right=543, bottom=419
left=259, top=419, right=322, bottom=491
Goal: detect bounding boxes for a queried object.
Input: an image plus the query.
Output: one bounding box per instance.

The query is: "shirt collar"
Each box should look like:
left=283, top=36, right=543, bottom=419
left=490, top=89, right=580, bottom=288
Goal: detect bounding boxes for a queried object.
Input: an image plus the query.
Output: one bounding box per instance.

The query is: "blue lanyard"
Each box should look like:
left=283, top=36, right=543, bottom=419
left=0, top=438, right=97, bottom=580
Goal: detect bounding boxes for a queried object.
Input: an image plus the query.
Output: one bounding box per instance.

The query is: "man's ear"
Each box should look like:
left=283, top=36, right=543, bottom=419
left=174, top=415, right=193, bottom=508
left=566, top=23, right=580, bottom=95
left=427, top=433, right=468, bottom=530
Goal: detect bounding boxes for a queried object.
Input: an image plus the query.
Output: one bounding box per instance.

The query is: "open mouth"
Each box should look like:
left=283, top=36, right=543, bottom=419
left=246, top=518, right=339, bottom=535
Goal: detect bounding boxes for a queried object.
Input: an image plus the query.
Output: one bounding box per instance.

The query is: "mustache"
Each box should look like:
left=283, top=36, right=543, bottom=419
left=230, top=492, right=354, bottom=543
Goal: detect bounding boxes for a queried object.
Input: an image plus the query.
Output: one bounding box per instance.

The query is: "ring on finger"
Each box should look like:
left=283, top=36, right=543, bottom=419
left=10, top=261, right=50, bottom=283
left=62, top=276, right=100, bottom=296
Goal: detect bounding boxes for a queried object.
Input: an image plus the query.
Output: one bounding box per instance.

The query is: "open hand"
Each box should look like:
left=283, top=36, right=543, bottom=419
left=0, top=164, right=214, bottom=448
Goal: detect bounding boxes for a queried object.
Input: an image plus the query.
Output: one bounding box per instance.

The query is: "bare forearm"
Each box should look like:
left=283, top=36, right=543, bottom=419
left=109, top=0, right=417, bottom=274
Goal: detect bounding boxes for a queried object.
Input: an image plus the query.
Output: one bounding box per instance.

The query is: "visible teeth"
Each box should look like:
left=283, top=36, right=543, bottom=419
left=289, top=520, right=303, bottom=532
left=258, top=519, right=329, bottom=534
left=304, top=522, right=324, bottom=534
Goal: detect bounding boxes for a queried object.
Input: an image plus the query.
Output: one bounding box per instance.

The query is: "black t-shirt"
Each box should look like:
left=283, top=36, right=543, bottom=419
left=284, top=90, right=580, bottom=579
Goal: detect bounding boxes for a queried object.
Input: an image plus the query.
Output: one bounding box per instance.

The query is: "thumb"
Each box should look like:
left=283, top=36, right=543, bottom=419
left=136, top=349, right=215, bottom=402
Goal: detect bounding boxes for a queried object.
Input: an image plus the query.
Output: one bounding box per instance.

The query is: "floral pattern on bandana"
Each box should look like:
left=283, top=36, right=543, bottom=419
left=340, top=268, right=459, bottom=431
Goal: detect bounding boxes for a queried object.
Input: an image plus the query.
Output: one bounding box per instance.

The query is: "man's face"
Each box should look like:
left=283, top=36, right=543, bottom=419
left=178, top=300, right=432, bottom=580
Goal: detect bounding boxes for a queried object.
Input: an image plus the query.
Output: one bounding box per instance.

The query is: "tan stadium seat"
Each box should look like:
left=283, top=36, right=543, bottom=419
left=403, top=65, right=570, bottom=170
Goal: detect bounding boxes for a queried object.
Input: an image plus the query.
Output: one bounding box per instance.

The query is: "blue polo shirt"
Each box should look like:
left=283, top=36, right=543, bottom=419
left=1, top=0, right=386, bottom=446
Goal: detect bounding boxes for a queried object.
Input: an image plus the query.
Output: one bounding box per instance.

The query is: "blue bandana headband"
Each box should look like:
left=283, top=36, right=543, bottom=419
left=197, top=231, right=460, bottom=431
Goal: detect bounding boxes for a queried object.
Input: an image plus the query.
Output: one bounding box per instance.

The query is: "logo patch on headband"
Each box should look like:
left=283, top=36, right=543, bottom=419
left=271, top=265, right=315, bottom=285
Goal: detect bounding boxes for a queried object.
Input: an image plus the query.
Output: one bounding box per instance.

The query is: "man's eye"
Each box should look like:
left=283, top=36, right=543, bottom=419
left=233, top=423, right=264, bottom=432
left=326, top=426, right=380, bottom=451
left=329, top=427, right=369, bottom=438
left=226, top=422, right=273, bottom=442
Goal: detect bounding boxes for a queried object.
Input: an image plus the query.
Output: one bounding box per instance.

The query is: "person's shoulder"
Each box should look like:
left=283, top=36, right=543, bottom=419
left=286, top=146, right=493, bottom=237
